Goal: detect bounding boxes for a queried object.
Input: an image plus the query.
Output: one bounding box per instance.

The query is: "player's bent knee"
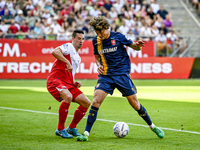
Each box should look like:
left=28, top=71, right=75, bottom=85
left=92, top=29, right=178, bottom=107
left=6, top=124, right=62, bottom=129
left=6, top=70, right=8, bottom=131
left=60, top=91, right=73, bottom=103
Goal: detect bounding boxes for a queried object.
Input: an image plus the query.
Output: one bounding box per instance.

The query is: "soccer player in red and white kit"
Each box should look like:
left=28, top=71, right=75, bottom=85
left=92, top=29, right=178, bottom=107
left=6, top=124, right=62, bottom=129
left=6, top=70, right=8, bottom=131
left=47, top=30, right=91, bottom=138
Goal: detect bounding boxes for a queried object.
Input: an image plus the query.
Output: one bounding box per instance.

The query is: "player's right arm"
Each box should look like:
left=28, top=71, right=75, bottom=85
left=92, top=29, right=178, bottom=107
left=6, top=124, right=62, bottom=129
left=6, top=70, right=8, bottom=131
left=52, top=47, right=72, bottom=72
left=94, top=54, right=104, bottom=74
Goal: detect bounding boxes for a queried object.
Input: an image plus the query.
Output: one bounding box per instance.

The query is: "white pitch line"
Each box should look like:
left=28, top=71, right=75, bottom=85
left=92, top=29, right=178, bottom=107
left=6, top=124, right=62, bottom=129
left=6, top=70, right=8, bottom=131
left=0, top=106, right=200, bottom=135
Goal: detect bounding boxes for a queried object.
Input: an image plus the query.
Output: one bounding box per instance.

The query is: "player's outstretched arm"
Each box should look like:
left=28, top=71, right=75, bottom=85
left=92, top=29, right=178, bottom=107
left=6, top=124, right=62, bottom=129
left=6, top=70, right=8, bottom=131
left=129, top=40, right=145, bottom=51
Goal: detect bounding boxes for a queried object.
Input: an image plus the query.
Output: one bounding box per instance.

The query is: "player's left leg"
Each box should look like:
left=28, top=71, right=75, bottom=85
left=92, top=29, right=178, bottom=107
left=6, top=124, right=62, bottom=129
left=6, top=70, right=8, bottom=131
left=126, top=94, right=164, bottom=138
left=115, top=74, right=164, bottom=138
left=67, top=92, right=91, bottom=136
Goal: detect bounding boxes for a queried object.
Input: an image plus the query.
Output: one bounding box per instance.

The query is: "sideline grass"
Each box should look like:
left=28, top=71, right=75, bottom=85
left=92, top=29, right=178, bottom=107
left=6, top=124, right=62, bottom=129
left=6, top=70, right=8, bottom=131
left=0, top=79, right=200, bottom=150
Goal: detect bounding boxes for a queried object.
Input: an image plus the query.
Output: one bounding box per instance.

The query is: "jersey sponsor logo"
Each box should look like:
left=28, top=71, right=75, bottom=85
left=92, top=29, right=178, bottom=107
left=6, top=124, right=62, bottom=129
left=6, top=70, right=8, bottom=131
left=111, top=40, right=116, bottom=45
left=63, top=44, right=68, bottom=48
left=99, top=47, right=117, bottom=54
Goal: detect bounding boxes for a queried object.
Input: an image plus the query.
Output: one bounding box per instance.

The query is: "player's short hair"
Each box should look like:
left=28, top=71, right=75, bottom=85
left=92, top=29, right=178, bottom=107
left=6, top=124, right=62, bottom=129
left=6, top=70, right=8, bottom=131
left=72, top=30, right=84, bottom=38
left=89, top=16, right=110, bottom=31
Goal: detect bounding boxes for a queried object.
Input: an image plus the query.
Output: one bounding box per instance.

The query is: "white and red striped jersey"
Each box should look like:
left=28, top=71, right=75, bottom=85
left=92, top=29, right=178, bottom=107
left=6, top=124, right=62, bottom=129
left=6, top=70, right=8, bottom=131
left=49, top=43, right=81, bottom=84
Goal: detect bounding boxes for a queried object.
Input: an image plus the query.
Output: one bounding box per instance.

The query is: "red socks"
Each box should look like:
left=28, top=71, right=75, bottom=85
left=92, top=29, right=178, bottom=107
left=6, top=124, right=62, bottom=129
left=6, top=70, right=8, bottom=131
left=57, top=102, right=70, bottom=131
left=69, top=105, right=88, bottom=129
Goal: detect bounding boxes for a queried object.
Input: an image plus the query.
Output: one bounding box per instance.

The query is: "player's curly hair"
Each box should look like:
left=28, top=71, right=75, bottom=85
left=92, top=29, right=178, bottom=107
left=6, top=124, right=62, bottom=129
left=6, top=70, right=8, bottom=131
left=89, top=16, right=110, bottom=31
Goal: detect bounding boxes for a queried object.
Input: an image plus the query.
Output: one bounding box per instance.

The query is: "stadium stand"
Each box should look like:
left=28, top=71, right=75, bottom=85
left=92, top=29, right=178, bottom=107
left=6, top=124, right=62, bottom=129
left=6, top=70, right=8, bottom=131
left=0, top=0, right=199, bottom=57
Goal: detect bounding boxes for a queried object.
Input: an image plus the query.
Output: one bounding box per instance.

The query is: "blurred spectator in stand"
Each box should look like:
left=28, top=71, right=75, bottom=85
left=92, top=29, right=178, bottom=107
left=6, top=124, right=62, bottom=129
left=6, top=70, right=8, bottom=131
left=120, top=6, right=128, bottom=18
left=157, top=4, right=168, bottom=19
left=150, top=24, right=159, bottom=41
left=62, top=21, right=69, bottom=33
left=155, top=29, right=167, bottom=56
left=104, top=0, right=112, bottom=11
left=131, top=24, right=140, bottom=37
left=47, top=14, right=54, bottom=25
left=147, top=6, right=156, bottom=21
left=150, top=0, right=159, bottom=14
left=6, top=0, right=13, bottom=11
left=0, top=5, right=11, bottom=16
left=42, top=20, right=52, bottom=35
left=163, top=14, right=173, bottom=29
left=10, top=3, right=19, bottom=17
left=23, top=0, right=35, bottom=16
left=159, top=22, right=168, bottom=34
left=25, top=10, right=36, bottom=30
left=124, top=15, right=135, bottom=28
left=133, top=0, right=142, bottom=14
left=17, top=0, right=26, bottom=11
left=166, top=29, right=178, bottom=55
left=8, top=19, right=18, bottom=34
left=89, top=4, right=101, bottom=17
left=85, top=1, right=94, bottom=14
left=142, top=0, right=150, bottom=11
left=101, top=6, right=108, bottom=16
left=15, top=10, right=24, bottom=24
left=82, top=22, right=89, bottom=34
left=74, top=0, right=84, bottom=13
left=32, top=4, right=42, bottom=18
left=53, top=0, right=63, bottom=14
left=119, top=21, right=129, bottom=35
left=106, top=13, right=113, bottom=25
left=115, top=14, right=124, bottom=28
left=110, top=0, right=117, bottom=4
left=20, top=19, right=30, bottom=35
left=67, top=12, right=76, bottom=26
left=32, top=0, right=39, bottom=7
left=6, top=28, right=16, bottom=38
left=80, top=6, right=88, bottom=21
left=135, top=5, right=147, bottom=19
left=44, top=1, right=55, bottom=16
left=140, top=23, right=152, bottom=41
left=108, top=7, right=118, bottom=20
left=38, top=0, right=46, bottom=10
left=110, top=21, right=118, bottom=31
left=57, top=28, right=66, bottom=41
left=60, top=3, right=70, bottom=18
left=0, top=0, right=6, bottom=10
left=16, top=28, right=27, bottom=39
left=113, top=0, right=123, bottom=14
left=50, top=16, right=61, bottom=36
left=154, top=15, right=163, bottom=29
left=33, top=21, right=44, bottom=39
left=76, top=12, right=86, bottom=30
left=56, top=10, right=64, bottom=26
left=2, top=8, right=13, bottom=25
left=98, top=0, right=105, bottom=7
left=0, top=20, right=8, bottom=38
left=127, top=28, right=136, bottom=41
left=128, top=6, right=134, bottom=19
left=136, top=17, right=143, bottom=29
left=68, top=21, right=77, bottom=31
left=42, top=9, right=51, bottom=19
left=176, top=30, right=187, bottom=54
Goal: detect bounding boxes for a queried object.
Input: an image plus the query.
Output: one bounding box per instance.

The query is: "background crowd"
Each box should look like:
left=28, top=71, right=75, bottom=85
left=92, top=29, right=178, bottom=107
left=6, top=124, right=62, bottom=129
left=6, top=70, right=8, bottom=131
left=0, top=0, right=186, bottom=56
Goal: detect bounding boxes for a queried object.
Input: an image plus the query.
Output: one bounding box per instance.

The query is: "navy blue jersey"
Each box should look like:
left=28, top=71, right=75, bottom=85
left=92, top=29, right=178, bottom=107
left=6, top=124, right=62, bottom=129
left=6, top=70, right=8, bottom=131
left=93, top=31, right=132, bottom=75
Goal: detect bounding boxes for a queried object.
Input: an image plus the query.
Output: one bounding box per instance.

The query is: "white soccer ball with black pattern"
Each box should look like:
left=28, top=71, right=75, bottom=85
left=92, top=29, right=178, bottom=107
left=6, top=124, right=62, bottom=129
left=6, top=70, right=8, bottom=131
left=113, top=122, right=129, bottom=138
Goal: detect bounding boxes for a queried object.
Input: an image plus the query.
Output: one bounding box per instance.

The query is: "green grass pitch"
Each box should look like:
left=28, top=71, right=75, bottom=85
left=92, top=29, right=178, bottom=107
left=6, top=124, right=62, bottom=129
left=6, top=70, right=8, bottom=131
left=0, top=79, right=200, bottom=150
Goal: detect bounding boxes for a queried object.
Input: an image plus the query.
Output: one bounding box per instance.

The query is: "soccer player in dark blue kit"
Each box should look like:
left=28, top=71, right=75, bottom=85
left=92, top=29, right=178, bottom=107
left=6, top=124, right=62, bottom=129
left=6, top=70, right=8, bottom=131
left=77, top=16, right=164, bottom=141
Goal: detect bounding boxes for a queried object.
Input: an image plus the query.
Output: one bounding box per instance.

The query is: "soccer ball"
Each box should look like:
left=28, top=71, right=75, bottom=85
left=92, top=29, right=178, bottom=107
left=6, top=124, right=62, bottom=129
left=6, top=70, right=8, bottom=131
left=113, top=122, right=129, bottom=138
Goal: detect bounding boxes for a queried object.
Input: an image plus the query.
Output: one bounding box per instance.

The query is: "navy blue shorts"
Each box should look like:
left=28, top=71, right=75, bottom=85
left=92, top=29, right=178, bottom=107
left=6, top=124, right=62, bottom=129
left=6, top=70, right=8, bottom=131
left=95, top=74, right=137, bottom=97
